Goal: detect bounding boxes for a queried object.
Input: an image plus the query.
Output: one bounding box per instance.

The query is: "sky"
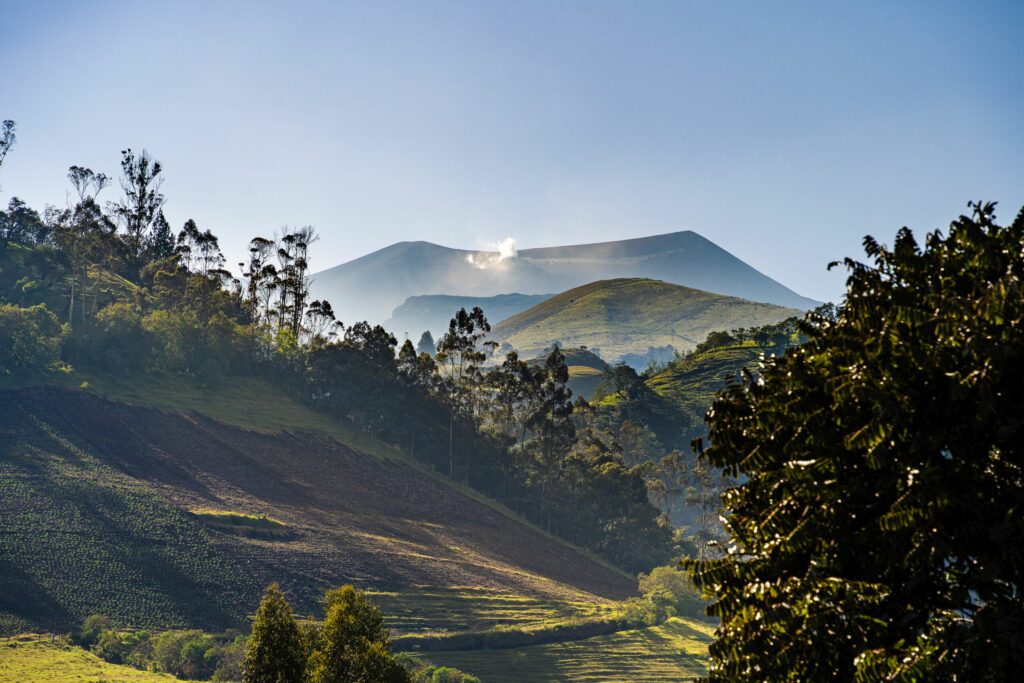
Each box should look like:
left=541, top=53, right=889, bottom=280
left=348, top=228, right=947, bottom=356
left=1, top=1, right=1022, bottom=303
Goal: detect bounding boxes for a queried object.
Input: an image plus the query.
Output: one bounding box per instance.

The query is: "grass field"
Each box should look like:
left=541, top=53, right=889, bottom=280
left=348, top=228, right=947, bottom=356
left=410, top=617, right=714, bottom=682
left=0, top=635, right=179, bottom=683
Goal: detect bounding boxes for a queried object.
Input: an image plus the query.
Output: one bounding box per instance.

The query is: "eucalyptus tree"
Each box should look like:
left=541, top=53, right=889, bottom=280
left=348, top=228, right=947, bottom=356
left=436, top=306, right=492, bottom=476
left=109, top=148, right=165, bottom=258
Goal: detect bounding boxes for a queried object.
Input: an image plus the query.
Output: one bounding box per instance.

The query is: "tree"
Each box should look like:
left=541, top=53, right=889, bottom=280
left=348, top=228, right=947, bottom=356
left=67, top=165, right=110, bottom=203
left=436, top=307, right=493, bottom=476
left=416, top=330, right=436, bottom=356
left=110, top=148, right=165, bottom=258
left=308, top=585, right=408, bottom=683
left=525, top=347, right=575, bottom=527
left=242, top=583, right=305, bottom=683
left=1, top=197, right=46, bottom=248
left=306, top=300, right=340, bottom=343
left=685, top=202, right=1024, bottom=682
left=145, top=210, right=176, bottom=261
left=0, top=119, right=15, bottom=180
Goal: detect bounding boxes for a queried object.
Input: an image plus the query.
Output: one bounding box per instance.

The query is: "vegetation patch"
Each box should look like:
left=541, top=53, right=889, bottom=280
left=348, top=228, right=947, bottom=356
left=189, top=508, right=293, bottom=540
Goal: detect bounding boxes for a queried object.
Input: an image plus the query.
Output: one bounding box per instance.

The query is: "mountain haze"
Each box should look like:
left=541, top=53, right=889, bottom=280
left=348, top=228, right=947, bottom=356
left=387, top=293, right=551, bottom=339
left=311, top=231, right=819, bottom=325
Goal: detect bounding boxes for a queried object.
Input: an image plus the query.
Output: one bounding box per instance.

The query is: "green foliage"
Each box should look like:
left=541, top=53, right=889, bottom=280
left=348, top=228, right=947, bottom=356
left=243, top=584, right=306, bottom=683
left=142, top=307, right=248, bottom=377
left=685, top=202, right=1024, bottom=681
left=308, top=585, right=409, bottom=683
left=76, top=613, right=112, bottom=648
left=153, top=630, right=217, bottom=679
left=0, top=303, right=66, bottom=372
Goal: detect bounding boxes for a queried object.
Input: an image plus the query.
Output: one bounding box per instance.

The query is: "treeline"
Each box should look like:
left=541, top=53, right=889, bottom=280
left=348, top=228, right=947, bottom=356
left=0, top=125, right=671, bottom=572
left=73, top=583, right=480, bottom=682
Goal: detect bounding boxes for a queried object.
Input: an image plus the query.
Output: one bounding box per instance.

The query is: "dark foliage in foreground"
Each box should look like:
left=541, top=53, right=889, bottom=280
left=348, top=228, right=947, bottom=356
left=686, top=202, right=1024, bottom=681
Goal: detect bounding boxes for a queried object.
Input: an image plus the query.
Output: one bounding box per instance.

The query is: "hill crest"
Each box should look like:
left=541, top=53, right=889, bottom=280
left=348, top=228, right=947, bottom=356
left=490, top=278, right=801, bottom=366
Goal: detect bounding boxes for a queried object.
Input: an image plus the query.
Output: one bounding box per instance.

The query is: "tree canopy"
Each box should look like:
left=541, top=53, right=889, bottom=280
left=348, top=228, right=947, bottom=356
left=685, top=202, right=1024, bottom=681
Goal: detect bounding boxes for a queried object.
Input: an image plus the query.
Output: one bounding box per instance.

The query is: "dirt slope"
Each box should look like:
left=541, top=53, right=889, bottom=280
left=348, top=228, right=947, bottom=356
left=0, top=387, right=632, bottom=634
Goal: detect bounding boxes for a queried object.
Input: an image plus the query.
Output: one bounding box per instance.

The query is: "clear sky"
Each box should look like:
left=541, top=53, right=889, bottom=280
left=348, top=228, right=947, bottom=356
left=2, top=1, right=1022, bottom=302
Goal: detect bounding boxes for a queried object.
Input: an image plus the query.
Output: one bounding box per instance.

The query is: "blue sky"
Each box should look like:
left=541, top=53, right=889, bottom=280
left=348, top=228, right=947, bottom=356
left=2, top=0, right=1022, bottom=302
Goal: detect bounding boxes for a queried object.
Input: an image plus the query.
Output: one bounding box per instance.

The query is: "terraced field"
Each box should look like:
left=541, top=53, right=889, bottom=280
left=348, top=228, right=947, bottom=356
left=0, top=635, right=179, bottom=683
left=410, top=617, right=714, bottom=682
left=367, top=586, right=616, bottom=636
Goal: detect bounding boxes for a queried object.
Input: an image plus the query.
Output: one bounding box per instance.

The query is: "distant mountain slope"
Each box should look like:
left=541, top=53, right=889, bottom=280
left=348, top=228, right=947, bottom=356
left=0, top=384, right=631, bottom=635
left=491, top=278, right=801, bottom=365
left=310, top=231, right=819, bottom=325
left=386, top=293, right=551, bottom=339
left=527, top=348, right=609, bottom=401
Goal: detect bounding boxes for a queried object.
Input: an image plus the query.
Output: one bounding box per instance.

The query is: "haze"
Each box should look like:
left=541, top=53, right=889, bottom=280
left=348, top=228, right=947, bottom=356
left=2, top=0, right=1022, bottom=302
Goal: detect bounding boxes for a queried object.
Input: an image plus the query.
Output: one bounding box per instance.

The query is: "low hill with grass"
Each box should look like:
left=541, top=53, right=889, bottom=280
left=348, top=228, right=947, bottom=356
left=491, top=278, right=802, bottom=366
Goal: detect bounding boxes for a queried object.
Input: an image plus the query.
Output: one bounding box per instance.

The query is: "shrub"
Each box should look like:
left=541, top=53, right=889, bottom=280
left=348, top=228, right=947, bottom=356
left=0, top=303, right=66, bottom=372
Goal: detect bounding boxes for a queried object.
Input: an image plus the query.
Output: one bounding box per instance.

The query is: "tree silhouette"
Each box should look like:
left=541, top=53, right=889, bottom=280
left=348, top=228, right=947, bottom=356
left=686, top=202, right=1024, bottom=681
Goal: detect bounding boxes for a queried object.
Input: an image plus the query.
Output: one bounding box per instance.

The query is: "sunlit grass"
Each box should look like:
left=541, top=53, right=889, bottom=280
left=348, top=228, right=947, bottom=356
left=0, top=635, right=180, bottom=683
left=409, top=617, right=714, bottom=682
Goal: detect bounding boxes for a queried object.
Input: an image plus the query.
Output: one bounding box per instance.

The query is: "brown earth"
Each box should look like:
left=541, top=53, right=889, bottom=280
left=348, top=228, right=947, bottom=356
left=0, top=387, right=632, bottom=632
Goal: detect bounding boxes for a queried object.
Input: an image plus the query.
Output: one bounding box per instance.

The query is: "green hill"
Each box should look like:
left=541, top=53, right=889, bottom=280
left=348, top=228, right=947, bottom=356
left=645, top=343, right=766, bottom=433
left=491, top=278, right=802, bottom=366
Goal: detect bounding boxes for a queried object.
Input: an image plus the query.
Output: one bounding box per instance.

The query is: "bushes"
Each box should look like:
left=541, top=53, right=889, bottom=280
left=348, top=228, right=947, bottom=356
left=73, top=614, right=245, bottom=680
left=142, top=307, right=249, bottom=377
left=67, top=301, right=152, bottom=371
left=0, top=303, right=66, bottom=372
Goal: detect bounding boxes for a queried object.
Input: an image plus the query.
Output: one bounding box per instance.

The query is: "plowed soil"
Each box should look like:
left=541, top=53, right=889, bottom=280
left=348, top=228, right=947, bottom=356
left=0, top=387, right=632, bottom=633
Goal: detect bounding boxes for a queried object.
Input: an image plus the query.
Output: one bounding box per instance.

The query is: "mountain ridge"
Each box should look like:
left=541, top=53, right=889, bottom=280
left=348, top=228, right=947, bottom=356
left=310, top=230, right=820, bottom=325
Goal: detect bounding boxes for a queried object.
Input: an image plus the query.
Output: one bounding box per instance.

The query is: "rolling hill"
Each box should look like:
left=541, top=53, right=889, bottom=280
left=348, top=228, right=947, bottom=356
left=491, top=278, right=802, bottom=366
left=310, top=231, right=819, bottom=325
left=386, top=292, right=551, bottom=340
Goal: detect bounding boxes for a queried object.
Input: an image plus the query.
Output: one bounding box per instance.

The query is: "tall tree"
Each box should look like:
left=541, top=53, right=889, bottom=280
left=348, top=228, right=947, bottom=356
left=110, top=148, right=165, bottom=258
left=0, top=120, right=15, bottom=182
left=526, top=347, right=575, bottom=527
left=416, top=330, right=436, bottom=356
left=242, top=584, right=305, bottom=683
left=436, top=306, right=492, bottom=476
left=685, top=202, right=1024, bottom=681
left=144, top=210, right=176, bottom=261
left=308, top=585, right=407, bottom=683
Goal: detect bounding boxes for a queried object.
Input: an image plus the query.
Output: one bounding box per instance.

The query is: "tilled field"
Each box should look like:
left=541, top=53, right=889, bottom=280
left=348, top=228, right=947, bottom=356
left=0, top=387, right=632, bottom=634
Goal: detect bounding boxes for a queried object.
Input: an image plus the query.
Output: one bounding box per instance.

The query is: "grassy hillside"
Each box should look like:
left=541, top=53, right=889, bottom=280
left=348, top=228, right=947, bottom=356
left=409, top=617, right=714, bottom=682
left=491, top=278, right=801, bottom=365
left=645, top=343, right=766, bottom=422
left=0, top=635, right=181, bottom=683
left=0, top=373, right=635, bottom=637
